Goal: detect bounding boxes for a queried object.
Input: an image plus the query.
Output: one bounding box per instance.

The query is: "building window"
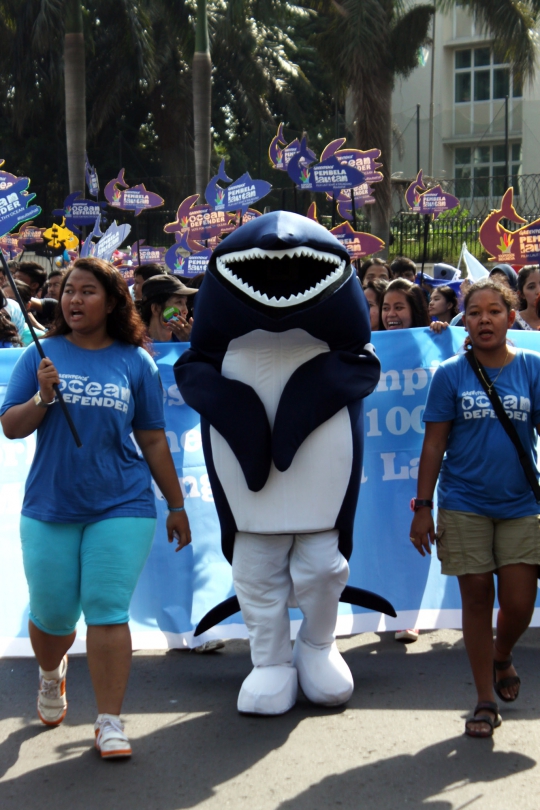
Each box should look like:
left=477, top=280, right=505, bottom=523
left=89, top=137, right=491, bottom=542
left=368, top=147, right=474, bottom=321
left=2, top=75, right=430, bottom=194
left=454, top=143, right=521, bottom=199
left=455, top=47, right=522, bottom=104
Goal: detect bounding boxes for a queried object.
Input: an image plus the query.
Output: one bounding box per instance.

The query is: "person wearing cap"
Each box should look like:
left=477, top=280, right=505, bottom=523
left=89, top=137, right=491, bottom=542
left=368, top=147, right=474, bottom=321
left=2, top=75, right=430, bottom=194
left=140, top=275, right=198, bottom=342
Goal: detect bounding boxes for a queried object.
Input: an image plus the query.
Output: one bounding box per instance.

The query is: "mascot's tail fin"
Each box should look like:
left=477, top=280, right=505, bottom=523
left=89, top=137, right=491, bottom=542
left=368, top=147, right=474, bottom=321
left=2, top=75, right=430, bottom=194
left=193, top=587, right=396, bottom=637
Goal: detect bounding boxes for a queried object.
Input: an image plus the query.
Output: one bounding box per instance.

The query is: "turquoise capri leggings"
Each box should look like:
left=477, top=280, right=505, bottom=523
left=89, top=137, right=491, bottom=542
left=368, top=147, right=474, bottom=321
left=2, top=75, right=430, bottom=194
left=20, top=516, right=157, bottom=636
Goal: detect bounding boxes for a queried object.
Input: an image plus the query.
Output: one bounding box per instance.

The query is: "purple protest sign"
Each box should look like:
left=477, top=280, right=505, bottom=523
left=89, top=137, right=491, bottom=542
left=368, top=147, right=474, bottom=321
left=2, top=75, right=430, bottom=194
left=405, top=170, right=459, bottom=219
left=205, top=160, right=272, bottom=215
left=0, top=160, right=18, bottom=193
left=104, top=169, right=164, bottom=216
left=16, top=222, right=45, bottom=247
left=53, top=192, right=107, bottom=231
left=170, top=248, right=211, bottom=278
left=130, top=240, right=167, bottom=266
left=0, top=234, right=22, bottom=259
left=287, top=139, right=365, bottom=192
left=0, top=177, right=42, bottom=239
left=85, top=154, right=99, bottom=198
left=81, top=218, right=131, bottom=261
left=330, top=221, right=385, bottom=260
left=321, top=140, right=383, bottom=219
left=164, top=195, right=235, bottom=247
left=268, top=124, right=317, bottom=171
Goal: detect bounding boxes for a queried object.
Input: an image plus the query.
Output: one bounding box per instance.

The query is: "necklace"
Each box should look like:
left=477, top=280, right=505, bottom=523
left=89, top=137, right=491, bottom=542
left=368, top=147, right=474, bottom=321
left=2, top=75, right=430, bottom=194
left=473, top=346, right=509, bottom=395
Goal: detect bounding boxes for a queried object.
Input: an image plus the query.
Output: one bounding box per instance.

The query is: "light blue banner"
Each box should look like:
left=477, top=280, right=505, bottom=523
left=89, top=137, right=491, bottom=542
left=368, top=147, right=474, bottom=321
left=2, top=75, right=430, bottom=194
left=2, top=328, right=540, bottom=656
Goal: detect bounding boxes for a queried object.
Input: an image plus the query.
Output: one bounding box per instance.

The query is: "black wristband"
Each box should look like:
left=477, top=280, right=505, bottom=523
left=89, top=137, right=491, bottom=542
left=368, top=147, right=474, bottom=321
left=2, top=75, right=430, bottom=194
left=410, top=498, right=433, bottom=512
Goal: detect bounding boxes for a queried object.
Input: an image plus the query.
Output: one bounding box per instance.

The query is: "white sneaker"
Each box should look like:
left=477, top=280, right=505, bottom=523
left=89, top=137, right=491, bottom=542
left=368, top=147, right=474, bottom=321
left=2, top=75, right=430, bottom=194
left=394, top=629, right=420, bottom=642
left=94, top=714, right=132, bottom=759
left=37, top=656, right=68, bottom=726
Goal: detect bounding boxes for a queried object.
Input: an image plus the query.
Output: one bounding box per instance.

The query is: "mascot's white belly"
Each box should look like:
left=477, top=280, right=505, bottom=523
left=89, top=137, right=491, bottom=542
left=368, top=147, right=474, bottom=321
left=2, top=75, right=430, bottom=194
left=210, top=328, right=353, bottom=534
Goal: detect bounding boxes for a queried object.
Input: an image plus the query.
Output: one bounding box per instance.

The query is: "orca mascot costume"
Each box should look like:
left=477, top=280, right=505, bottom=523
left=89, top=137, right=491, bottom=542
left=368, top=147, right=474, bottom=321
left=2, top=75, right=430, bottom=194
left=174, top=211, right=393, bottom=715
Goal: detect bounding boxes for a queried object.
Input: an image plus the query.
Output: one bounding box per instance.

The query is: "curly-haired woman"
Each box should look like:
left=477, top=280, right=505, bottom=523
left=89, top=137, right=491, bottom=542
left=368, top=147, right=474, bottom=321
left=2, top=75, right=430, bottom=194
left=0, top=257, right=191, bottom=759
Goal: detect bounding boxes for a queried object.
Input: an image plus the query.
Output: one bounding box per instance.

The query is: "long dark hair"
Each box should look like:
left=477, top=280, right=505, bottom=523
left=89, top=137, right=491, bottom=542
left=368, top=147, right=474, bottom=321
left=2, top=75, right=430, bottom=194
left=46, top=257, right=148, bottom=349
left=431, top=285, right=459, bottom=318
left=0, top=290, right=23, bottom=346
left=517, top=264, right=540, bottom=310
left=379, top=278, right=430, bottom=329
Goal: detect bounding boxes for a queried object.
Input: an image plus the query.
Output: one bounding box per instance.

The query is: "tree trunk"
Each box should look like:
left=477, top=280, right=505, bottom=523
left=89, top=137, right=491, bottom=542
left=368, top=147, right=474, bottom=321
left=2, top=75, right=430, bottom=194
left=64, top=0, right=86, bottom=194
left=193, top=0, right=211, bottom=198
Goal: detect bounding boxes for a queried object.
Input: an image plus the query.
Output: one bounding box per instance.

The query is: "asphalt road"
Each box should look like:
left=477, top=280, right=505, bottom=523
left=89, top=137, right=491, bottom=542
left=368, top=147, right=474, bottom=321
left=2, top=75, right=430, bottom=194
left=1, top=628, right=540, bottom=810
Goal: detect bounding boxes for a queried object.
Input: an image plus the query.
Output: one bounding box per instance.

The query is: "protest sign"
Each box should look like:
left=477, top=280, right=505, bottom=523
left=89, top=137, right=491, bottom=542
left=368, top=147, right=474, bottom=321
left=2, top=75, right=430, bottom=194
left=268, top=123, right=317, bottom=171
left=405, top=170, right=459, bottom=218
left=104, top=169, right=164, bottom=216
left=85, top=154, right=99, bottom=198
left=52, top=192, right=106, bottom=231
left=330, top=221, right=385, bottom=260
left=479, top=187, right=540, bottom=265
left=0, top=177, right=42, bottom=238
left=130, top=240, right=167, bottom=266
left=43, top=219, right=79, bottom=251
left=205, top=160, right=272, bottom=215
left=4, top=329, right=540, bottom=656
left=321, top=141, right=383, bottom=219
left=80, top=218, right=131, bottom=261
left=164, top=195, right=234, bottom=248
left=287, top=138, right=365, bottom=192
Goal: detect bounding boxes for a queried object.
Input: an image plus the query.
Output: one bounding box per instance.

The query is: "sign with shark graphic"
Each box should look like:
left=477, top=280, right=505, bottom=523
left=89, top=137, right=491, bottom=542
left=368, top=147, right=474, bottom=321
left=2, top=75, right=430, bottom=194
left=52, top=192, right=107, bottom=231
left=321, top=141, right=384, bottom=219
left=130, top=240, right=167, bottom=266
left=43, top=218, right=79, bottom=251
left=164, top=195, right=235, bottom=247
left=330, top=221, right=385, bottom=261
left=85, top=154, right=99, bottom=198
left=479, top=187, right=540, bottom=265
left=287, top=138, right=365, bottom=192
left=80, top=218, right=131, bottom=261
left=268, top=123, right=317, bottom=171
left=205, top=160, right=272, bottom=215
left=0, top=177, right=42, bottom=239
left=104, top=169, right=165, bottom=216
left=405, top=170, right=459, bottom=218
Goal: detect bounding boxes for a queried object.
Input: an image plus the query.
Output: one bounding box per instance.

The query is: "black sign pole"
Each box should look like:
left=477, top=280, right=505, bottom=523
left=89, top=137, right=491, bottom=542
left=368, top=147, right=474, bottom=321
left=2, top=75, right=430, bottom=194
left=420, top=213, right=430, bottom=285
left=351, top=187, right=357, bottom=232
left=0, top=252, right=82, bottom=448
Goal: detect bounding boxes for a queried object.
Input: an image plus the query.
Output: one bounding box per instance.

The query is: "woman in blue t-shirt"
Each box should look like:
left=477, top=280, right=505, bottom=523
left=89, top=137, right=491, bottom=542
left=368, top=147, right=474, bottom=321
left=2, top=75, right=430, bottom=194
left=0, top=257, right=191, bottom=760
left=409, top=278, right=540, bottom=738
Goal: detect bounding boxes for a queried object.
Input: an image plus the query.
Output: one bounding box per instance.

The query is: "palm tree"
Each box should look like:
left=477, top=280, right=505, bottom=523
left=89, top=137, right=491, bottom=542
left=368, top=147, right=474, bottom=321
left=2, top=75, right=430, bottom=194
left=309, top=0, right=540, bottom=249
left=193, top=0, right=211, bottom=196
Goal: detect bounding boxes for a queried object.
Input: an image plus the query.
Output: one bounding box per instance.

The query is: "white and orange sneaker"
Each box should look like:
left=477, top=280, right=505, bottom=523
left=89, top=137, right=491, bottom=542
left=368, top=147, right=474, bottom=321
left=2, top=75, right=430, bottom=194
left=94, top=714, right=132, bottom=759
left=37, top=655, right=68, bottom=726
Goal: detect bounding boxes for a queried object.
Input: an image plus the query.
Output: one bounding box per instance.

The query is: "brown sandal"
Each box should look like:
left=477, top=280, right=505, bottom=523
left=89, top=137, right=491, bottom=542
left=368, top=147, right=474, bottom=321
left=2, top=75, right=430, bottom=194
left=465, top=701, right=502, bottom=738
left=493, top=654, right=521, bottom=703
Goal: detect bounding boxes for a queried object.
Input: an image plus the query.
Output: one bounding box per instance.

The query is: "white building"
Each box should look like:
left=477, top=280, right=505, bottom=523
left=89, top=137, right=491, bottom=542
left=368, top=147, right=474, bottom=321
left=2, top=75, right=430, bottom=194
left=391, top=4, right=540, bottom=212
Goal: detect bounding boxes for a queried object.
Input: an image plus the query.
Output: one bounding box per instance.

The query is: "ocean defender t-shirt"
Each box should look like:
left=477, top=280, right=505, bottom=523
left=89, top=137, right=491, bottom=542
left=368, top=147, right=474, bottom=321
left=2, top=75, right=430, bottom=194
left=423, top=348, right=540, bottom=519
left=1, top=337, right=165, bottom=523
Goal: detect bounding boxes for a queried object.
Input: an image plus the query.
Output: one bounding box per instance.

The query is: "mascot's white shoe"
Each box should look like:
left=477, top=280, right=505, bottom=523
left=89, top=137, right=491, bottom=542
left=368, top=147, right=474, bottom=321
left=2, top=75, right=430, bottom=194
left=237, top=665, right=298, bottom=715
left=293, top=636, right=354, bottom=706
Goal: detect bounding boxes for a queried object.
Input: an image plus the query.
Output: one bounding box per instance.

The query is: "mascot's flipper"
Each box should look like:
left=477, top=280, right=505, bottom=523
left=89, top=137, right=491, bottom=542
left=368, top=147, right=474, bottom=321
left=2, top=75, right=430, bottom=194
left=272, top=348, right=380, bottom=472
left=174, top=352, right=272, bottom=491
left=194, top=586, right=396, bottom=636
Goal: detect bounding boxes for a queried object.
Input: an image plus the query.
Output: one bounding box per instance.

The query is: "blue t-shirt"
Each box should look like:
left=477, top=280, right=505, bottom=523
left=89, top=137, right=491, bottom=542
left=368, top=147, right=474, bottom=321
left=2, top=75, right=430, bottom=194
left=1, top=337, right=165, bottom=523
left=423, top=348, right=540, bottom=519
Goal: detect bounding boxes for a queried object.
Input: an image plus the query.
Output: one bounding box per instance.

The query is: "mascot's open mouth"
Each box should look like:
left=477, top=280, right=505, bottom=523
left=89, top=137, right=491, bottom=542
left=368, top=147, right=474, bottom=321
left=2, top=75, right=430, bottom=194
left=215, top=247, right=347, bottom=308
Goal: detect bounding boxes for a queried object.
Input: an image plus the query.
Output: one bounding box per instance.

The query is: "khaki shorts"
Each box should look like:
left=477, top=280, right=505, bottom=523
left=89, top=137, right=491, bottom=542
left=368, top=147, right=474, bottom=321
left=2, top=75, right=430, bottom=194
left=436, top=508, right=540, bottom=576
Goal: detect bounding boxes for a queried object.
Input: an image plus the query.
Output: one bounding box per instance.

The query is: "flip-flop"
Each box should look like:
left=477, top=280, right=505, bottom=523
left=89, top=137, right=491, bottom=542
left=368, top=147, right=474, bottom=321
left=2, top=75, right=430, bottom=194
left=494, top=654, right=521, bottom=703
left=465, top=701, right=502, bottom=738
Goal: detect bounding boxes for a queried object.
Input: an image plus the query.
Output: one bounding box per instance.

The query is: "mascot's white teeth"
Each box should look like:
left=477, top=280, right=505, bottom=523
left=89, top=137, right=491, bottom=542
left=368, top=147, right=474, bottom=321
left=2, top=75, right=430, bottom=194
left=215, top=247, right=346, bottom=308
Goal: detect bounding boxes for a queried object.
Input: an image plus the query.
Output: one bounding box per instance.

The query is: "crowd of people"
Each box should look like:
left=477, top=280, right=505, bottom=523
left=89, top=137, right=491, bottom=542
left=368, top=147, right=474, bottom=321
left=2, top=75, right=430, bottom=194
left=1, top=249, right=540, bottom=752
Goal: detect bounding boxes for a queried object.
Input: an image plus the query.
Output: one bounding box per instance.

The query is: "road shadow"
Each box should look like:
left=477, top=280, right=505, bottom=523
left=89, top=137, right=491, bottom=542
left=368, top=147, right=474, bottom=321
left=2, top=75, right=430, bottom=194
left=276, top=735, right=536, bottom=810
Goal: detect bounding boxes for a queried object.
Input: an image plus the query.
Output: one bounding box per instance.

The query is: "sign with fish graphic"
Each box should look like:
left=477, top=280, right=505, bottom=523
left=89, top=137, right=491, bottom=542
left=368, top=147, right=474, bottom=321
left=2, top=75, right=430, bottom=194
left=479, top=187, right=540, bottom=265
left=80, top=218, right=131, bottom=261
left=53, top=192, right=107, bottom=231
left=104, top=169, right=164, bottom=216
left=43, top=218, right=79, bottom=251
left=130, top=240, right=167, bottom=266
left=405, top=170, right=459, bottom=218
left=321, top=140, right=383, bottom=219
left=85, top=154, right=99, bottom=198
left=0, top=160, right=18, bottom=193
left=205, top=160, right=272, bottom=215
left=164, top=195, right=235, bottom=248
left=268, top=123, right=317, bottom=171
left=287, top=138, right=365, bottom=192
left=330, top=221, right=385, bottom=260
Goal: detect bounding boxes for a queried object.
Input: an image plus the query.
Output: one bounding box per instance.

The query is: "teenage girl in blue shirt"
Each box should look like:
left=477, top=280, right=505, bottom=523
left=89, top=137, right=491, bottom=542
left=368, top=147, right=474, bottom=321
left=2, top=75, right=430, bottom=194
left=410, top=278, right=540, bottom=738
left=0, top=257, right=191, bottom=759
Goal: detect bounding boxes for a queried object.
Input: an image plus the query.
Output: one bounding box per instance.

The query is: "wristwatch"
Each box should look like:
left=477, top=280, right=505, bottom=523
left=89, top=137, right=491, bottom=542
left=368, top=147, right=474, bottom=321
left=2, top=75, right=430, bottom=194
left=33, top=391, right=56, bottom=408
left=410, top=498, right=433, bottom=512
